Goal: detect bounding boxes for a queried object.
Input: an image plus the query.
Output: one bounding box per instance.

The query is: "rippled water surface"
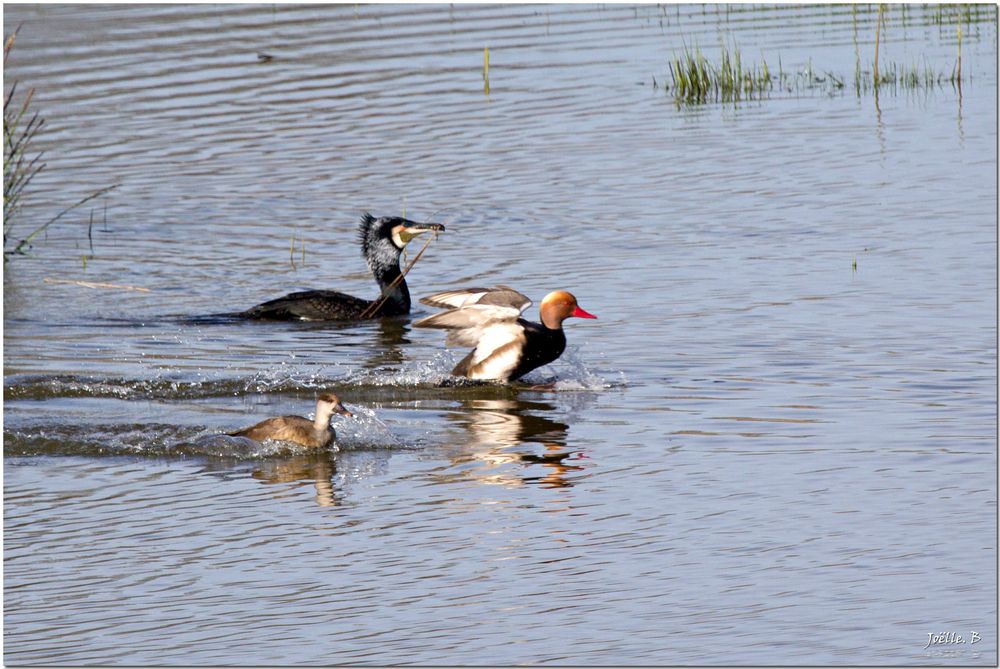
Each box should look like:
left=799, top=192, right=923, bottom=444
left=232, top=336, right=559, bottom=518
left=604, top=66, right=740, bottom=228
left=4, top=4, right=997, bottom=666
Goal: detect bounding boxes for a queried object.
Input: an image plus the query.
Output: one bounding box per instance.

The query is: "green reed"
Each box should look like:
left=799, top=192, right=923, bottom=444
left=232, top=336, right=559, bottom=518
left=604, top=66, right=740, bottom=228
left=667, top=43, right=963, bottom=105
left=664, top=3, right=980, bottom=106
left=667, top=43, right=773, bottom=103
left=854, top=58, right=956, bottom=93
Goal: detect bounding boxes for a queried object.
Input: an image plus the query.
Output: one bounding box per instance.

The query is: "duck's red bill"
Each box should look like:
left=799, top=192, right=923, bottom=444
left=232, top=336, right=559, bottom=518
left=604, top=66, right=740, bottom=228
left=572, top=306, right=597, bottom=319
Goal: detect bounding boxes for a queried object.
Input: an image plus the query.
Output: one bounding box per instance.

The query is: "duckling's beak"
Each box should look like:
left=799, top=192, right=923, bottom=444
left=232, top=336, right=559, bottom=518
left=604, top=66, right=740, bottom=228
left=395, top=221, right=446, bottom=245
left=334, top=401, right=354, bottom=418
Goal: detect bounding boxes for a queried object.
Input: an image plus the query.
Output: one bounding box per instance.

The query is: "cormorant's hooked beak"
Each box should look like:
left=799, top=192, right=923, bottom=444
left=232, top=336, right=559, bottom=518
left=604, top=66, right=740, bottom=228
left=391, top=221, right=446, bottom=247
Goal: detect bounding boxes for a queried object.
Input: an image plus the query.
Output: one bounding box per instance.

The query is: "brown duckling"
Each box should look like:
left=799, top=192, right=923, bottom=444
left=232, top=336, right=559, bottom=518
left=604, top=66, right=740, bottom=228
left=229, top=393, right=353, bottom=448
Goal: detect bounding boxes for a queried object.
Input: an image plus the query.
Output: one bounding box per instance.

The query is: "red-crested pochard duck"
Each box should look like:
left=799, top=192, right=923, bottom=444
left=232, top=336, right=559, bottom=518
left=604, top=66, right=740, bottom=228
left=413, top=285, right=596, bottom=382
left=241, top=213, right=445, bottom=320
left=229, top=393, right=353, bottom=448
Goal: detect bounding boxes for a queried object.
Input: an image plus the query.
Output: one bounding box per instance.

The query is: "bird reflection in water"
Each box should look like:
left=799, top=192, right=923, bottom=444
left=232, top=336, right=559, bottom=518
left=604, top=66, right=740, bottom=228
left=277, top=316, right=411, bottom=371
left=250, top=451, right=340, bottom=507
left=361, top=317, right=411, bottom=370
left=443, top=398, right=586, bottom=488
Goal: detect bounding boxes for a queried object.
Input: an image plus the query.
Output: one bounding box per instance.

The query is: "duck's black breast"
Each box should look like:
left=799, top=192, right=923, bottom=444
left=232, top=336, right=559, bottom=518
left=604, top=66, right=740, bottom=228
left=509, top=319, right=567, bottom=381
left=242, top=290, right=374, bottom=321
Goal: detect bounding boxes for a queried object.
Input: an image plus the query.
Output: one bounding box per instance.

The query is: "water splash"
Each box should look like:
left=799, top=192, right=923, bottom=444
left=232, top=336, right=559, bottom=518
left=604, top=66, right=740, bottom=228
left=332, top=405, right=407, bottom=449
left=5, top=348, right=624, bottom=402
left=3, top=367, right=337, bottom=402
left=343, top=351, right=458, bottom=388
left=185, top=433, right=321, bottom=458
left=4, top=418, right=408, bottom=459
left=3, top=423, right=204, bottom=458
left=536, top=347, right=627, bottom=391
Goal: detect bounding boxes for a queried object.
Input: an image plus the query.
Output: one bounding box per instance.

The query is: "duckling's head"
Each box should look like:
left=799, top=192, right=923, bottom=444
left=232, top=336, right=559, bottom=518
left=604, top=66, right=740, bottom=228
left=359, top=213, right=445, bottom=270
left=539, top=290, right=597, bottom=329
left=315, top=393, right=353, bottom=424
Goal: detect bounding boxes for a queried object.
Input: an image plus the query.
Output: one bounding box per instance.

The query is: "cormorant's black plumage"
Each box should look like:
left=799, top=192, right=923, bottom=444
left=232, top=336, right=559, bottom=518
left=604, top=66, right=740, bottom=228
left=241, top=213, right=444, bottom=321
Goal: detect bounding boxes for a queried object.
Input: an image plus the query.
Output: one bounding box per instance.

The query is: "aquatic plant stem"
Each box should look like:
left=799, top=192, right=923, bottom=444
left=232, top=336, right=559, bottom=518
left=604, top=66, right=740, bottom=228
left=956, top=24, right=962, bottom=85
left=8, top=184, right=118, bottom=256
left=483, top=47, right=490, bottom=95
left=874, top=4, right=884, bottom=85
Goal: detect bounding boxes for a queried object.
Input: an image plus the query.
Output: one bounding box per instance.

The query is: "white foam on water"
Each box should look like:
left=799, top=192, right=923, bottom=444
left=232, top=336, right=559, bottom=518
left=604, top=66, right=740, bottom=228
left=539, top=347, right=627, bottom=391
left=331, top=405, right=407, bottom=449
left=343, top=351, right=458, bottom=388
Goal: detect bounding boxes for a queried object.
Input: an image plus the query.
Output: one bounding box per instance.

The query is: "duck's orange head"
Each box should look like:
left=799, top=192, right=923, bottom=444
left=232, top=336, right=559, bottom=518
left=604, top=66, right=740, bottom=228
left=539, top=290, right=597, bottom=329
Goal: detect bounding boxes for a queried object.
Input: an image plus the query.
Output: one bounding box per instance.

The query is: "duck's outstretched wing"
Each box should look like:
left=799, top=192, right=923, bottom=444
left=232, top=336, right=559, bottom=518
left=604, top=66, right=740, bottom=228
left=419, top=285, right=532, bottom=313
left=416, top=285, right=536, bottom=380
left=415, top=303, right=528, bottom=380
left=413, top=303, right=524, bottom=348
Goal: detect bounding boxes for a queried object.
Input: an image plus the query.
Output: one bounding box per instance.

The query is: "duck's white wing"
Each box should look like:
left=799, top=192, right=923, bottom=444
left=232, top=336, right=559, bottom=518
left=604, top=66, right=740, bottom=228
left=419, top=285, right=532, bottom=313
left=413, top=303, right=523, bottom=348
left=414, top=305, right=527, bottom=380
left=465, top=324, right=527, bottom=379
left=416, top=286, right=535, bottom=380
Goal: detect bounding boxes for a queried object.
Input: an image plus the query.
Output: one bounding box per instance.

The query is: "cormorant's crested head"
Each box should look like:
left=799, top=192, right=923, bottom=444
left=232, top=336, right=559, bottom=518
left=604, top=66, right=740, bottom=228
left=358, top=212, right=445, bottom=262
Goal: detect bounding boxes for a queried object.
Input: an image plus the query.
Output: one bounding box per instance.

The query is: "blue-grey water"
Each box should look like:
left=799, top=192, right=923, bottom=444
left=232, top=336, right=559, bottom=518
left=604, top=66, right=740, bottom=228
left=3, top=4, right=997, bottom=666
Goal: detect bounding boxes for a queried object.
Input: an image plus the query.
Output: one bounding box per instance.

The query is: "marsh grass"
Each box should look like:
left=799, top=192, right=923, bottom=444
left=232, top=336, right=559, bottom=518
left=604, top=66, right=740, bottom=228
left=928, top=3, right=991, bottom=27
left=4, top=27, right=117, bottom=260
left=854, top=58, right=958, bottom=93
left=664, top=3, right=978, bottom=106
left=667, top=43, right=773, bottom=103
left=666, top=41, right=964, bottom=106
